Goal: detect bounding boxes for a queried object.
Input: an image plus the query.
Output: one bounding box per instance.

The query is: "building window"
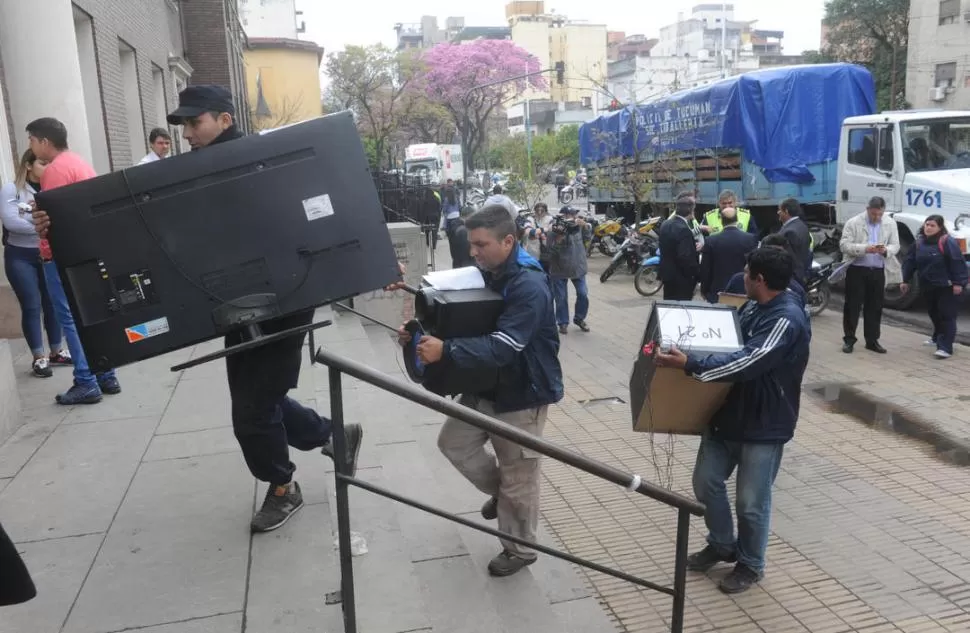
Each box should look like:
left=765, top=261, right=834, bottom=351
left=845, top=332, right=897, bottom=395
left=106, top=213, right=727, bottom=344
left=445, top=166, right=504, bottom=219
left=118, top=39, right=146, bottom=164
left=939, top=0, right=960, bottom=24
left=151, top=65, right=167, bottom=128
left=848, top=128, right=877, bottom=168
left=935, top=61, right=957, bottom=88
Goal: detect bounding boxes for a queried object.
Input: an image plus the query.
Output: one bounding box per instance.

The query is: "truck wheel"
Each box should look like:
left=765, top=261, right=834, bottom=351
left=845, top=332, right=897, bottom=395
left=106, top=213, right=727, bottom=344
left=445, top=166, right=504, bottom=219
left=883, top=232, right=920, bottom=310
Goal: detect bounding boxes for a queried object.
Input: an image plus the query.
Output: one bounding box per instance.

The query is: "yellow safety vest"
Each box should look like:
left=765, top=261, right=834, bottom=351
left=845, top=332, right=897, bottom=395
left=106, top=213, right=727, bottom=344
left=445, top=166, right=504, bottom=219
left=704, top=208, right=752, bottom=233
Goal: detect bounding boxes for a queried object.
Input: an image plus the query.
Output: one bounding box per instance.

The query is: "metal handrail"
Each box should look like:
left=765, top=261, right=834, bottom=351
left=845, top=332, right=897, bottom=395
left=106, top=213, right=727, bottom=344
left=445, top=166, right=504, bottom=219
left=315, top=348, right=704, bottom=516
left=317, top=347, right=704, bottom=633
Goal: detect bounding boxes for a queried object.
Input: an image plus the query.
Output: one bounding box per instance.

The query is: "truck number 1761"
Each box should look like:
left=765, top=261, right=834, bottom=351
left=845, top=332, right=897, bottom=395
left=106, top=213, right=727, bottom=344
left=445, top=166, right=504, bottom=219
left=905, top=188, right=943, bottom=209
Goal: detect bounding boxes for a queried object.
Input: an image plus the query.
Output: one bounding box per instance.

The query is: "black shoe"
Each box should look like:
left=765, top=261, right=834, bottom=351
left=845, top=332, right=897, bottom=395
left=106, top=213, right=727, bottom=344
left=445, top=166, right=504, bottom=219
left=487, top=550, right=537, bottom=577
left=558, top=325, right=568, bottom=335
left=481, top=496, right=498, bottom=520
left=573, top=318, right=591, bottom=333
left=865, top=342, right=887, bottom=354
left=55, top=382, right=103, bottom=405
left=322, top=423, right=364, bottom=477
left=251, top=481, right=304, bottom=533
left=842, top=342, right=854, bottom=354
left=686, top=545, right=737, bottom=572
left=97, top=375, right=122, bottom=395
left=718, top=563, right=763, bottom=594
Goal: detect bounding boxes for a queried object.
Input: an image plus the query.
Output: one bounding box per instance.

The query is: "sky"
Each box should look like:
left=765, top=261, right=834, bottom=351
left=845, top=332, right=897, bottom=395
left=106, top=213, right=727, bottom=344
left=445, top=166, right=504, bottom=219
left=301, top=0, right=827, bottom=85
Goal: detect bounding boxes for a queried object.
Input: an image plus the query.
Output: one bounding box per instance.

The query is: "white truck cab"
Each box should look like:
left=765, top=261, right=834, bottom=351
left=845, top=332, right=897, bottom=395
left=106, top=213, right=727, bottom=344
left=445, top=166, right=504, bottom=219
left=403, top=144, right=464, bottom=185
left=836, top=110, right=970, bottom=307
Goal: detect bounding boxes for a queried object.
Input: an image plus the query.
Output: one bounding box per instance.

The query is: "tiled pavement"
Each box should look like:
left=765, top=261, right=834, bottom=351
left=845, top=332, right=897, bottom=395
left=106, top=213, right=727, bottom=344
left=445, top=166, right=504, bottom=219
left=543, top=256, right=970, bottom=633
left=3, top=239, right=970, bottom=632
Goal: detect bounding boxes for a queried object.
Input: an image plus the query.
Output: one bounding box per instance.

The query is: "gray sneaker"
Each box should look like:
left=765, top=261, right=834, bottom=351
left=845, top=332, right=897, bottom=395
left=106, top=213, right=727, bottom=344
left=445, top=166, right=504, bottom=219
left=321, top=424, right=364, bottom=477
left=487, top=550, right=537, bottom=577
left=251, top=481, right=304, bottom=533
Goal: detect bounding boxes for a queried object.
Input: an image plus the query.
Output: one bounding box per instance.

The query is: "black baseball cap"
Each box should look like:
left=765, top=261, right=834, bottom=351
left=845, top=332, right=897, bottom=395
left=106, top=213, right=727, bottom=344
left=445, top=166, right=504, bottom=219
left=167, top=85, right=235, bottom=125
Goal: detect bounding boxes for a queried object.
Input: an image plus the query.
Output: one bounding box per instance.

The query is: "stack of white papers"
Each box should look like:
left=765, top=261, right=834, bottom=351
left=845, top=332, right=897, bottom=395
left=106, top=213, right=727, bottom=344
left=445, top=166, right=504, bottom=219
left=422, top=267, right=485, bottom=291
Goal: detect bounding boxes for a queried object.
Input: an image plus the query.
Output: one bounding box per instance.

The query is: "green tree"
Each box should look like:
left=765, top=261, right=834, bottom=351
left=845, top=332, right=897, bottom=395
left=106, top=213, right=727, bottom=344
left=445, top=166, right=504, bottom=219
left=325, top=44, right=416, bottom=170
left=821, top=0, right=909, bottom=110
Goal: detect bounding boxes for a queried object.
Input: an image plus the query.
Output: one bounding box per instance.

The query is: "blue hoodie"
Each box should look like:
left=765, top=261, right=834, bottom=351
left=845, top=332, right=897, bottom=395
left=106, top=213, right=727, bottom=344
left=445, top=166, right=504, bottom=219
left=443, top=246, right=564, bottom=413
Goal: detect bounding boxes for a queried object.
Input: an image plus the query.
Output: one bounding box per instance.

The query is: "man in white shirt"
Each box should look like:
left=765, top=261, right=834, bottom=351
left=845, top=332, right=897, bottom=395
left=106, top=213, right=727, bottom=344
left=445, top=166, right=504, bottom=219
left=137, top=128, right=172, bottom=165
left=483, top=184, right=518, bottom=222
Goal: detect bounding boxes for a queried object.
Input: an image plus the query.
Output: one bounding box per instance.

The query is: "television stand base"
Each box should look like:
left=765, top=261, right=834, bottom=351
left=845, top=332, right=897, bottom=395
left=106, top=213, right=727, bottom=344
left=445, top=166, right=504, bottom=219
left=169, top=319, right=333, bottom=372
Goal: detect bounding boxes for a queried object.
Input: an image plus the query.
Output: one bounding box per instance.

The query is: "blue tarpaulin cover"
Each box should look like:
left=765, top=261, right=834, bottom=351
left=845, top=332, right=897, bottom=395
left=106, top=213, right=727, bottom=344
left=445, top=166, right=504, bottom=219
left=579, top=63, right=876, bottom=183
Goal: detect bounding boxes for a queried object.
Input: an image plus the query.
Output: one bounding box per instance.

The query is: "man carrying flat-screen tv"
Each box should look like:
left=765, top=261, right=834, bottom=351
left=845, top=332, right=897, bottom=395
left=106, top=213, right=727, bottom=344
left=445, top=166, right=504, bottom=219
left=32, top=85, right=364, bottom=534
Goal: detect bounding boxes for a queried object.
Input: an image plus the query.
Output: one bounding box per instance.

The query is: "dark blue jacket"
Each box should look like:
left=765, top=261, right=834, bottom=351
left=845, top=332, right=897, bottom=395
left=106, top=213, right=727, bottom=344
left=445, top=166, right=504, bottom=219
left=724, top=273, right=807, bottom=307
left=444, top=246, right=564, bottom=413
left=700, top=226, right=759, bottom=302
left=684, top=291, right=811, bottom=443
left=902, top=234, right=969, bottom=289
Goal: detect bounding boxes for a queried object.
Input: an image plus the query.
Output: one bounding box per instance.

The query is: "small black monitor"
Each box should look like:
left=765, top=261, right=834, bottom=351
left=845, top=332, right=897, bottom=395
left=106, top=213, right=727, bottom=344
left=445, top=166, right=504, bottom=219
left=36, top=111, right=400, bottom=371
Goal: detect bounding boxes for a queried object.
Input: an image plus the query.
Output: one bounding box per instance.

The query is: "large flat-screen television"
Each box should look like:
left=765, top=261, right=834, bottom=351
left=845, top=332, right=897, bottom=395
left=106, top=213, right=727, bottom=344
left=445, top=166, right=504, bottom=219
left=35, top=112, right=400, bottom=371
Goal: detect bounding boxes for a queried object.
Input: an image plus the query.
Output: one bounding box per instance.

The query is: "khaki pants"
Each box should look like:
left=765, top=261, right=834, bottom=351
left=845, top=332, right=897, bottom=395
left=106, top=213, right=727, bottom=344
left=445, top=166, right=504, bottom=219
left=437, top=395, right=548, bottom=557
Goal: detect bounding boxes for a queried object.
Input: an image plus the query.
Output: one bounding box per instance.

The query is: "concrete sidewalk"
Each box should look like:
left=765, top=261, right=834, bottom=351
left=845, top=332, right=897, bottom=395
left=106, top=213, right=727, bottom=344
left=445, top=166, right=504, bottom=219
left=545, top=256, right=970, bottom=633
left=0, top=303, right=616, bottom=633
left=6, top=235, right=970, bottom=633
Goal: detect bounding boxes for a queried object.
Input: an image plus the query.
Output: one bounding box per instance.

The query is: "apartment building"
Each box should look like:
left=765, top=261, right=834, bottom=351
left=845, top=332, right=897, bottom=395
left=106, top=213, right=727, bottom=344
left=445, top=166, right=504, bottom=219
left=507, top=1, right=608, bottom=104
left=906, top=0, right=970, bottom=108
left=239, top=0, right=307, bottom=39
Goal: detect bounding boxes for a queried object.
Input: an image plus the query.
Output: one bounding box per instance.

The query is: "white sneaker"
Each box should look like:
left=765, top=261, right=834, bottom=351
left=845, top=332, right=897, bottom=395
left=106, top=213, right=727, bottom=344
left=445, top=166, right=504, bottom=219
left=935, top=349, right=952, bottom=359
left=924, top=339, right=937, bottom=346
left=31, top=356, right=52, bottom=378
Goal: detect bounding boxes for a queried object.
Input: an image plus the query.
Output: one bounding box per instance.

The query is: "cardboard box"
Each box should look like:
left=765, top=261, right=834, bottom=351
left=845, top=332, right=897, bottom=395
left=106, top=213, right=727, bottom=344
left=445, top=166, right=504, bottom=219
left=629, top=301, right=744, bottom=435
left=717, top=292, right=749, bottom=308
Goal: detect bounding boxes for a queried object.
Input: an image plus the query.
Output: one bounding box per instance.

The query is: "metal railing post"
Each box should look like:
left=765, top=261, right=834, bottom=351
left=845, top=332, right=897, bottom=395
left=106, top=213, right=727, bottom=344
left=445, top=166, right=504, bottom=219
left=329, top=367, right=357, bottom=633
left=670, top=508, right=690, bottom=633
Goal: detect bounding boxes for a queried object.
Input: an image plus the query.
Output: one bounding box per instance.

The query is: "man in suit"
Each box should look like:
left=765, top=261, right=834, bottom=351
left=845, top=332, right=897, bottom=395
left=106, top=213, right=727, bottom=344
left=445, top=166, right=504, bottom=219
left=659, top=192, right=702, bottom=300
left=776, top=198, right=812, bottom=285
left=700, top=207, right=759, bottom=302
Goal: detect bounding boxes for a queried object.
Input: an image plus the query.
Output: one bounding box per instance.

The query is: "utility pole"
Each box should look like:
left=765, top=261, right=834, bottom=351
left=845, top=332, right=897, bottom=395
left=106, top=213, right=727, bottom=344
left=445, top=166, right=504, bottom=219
left=890, top=42, right=898, bottom=110
left=525, top=99, right=533, bottom=180
left=721, top=2, right=728, bottom=79
left=524, top=60, right=533, bottom=180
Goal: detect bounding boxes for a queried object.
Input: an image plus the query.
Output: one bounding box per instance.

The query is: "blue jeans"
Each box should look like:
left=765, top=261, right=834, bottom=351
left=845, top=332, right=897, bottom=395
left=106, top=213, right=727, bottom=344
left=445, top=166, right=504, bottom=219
left=42, top=262, right=116, bottom=388
left=553, top=276, right=589, bottom=326
left=4, top=245, right=61, bottom=355
left=692, top=433, right=784, bottom=573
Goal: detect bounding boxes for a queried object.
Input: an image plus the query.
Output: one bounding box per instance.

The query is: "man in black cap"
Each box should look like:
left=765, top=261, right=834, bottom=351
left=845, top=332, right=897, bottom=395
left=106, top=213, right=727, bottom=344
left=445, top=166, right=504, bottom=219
left=165, top=85, right=363, bottom=532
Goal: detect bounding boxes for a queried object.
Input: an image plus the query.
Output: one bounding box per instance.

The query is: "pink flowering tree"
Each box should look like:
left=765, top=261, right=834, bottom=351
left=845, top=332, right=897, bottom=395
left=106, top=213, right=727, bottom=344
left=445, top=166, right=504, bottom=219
left=420, top=40, right=548, bottom=178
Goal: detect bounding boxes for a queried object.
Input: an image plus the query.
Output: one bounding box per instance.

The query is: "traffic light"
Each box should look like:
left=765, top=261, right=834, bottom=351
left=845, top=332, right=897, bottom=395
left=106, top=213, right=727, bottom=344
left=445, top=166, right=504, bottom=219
left=555, top=61, right=565, bottom=85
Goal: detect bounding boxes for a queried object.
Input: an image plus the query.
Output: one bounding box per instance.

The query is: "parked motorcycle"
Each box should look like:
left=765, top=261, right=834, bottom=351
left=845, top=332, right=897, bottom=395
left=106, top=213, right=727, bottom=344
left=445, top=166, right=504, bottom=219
left=805, top=253, right=835, bottom=317
left=586, top=217, right=627, bottom=257
left=633, top=249, right=664, bottom=297
left=600, top=230, right=653, bottom=283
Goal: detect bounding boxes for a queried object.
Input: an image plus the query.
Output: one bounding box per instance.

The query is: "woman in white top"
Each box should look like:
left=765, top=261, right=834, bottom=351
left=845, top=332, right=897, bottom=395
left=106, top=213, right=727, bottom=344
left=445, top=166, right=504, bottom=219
left=0, top=150, right=70, bottom=377
left=522, top=202, right=554, bottom=271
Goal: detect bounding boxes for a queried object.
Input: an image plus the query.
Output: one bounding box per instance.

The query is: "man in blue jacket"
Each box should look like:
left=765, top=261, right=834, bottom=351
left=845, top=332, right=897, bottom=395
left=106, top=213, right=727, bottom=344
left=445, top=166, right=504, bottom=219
left=656, top=247, right=811, bottom=594
left=403, top=204, right=564, bottom=577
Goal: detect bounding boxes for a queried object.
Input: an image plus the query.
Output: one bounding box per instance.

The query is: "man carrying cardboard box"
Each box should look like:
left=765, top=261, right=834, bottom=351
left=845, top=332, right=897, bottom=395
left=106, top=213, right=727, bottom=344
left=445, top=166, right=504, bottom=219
left=655, top=247, right=811, bottom=594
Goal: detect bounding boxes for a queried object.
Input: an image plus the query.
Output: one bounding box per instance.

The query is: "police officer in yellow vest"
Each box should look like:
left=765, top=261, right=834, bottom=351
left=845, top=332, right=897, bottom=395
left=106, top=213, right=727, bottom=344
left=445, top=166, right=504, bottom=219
left=700, top=190, right=759, bottom=237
